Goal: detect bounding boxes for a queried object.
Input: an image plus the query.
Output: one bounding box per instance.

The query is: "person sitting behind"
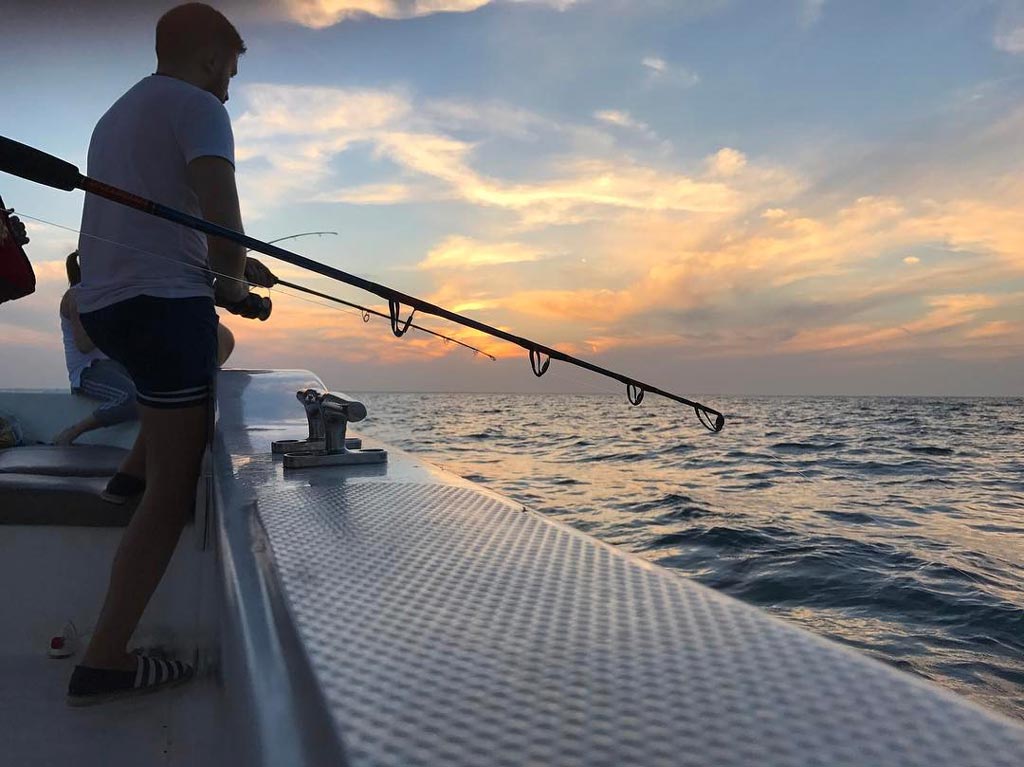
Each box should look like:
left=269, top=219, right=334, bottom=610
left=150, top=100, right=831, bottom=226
left=54, top=250, right=235, bottom=445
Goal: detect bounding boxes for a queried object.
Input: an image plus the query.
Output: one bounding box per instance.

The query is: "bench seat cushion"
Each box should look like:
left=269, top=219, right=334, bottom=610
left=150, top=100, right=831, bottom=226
left=0, top=445, right=127, bottom=477
left=0, top=474, right=135, bottom=526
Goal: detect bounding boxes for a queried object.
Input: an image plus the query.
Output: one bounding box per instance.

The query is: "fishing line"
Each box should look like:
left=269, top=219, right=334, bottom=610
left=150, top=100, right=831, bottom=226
left=263, top=237, right=631, bottom=396
left=15, top=210, right=713, bottom=434
left=26, top=210, right=623, bottom=400
left=12, top=211, right=494, bottom=360
left=250, top=231, right=495, bottom=359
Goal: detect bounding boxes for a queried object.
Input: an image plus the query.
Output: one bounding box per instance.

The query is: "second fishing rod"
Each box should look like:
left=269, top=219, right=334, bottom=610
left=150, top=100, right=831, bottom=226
left=0, top=135, right=725, bottom=431
left=253, top=232, right=496, bottom=360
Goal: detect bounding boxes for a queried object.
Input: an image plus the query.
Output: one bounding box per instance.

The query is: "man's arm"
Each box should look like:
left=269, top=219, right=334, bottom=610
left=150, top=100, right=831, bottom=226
left=187, top=156, right=248, bottom=303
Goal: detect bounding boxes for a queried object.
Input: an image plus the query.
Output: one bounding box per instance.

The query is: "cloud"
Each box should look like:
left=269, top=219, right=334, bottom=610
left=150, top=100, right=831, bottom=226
left=429, top=179, right=1024, bottom=365
left=592, top=109, right=662, bottom=144
left=225, top=75, right=1024, bottom=378
left=642, top=56, right=700, bottom=88
left=8, top=1, right=1024, bottom=397
left=799, top=0, right=826, bottom=28
left=594, top=109, right=645, bottom=131
left=705, top=147, right=747, bottom=177
left=964, top=319, right=1020, bottom=340
left=279, top=0, right=488, bottom=28
left=994, top=25, right=1024, bottom=53
left=448, top=157, right=749, bottom=224
left=418, top=235, right=548, bottom=269
left=234, top=83, right=798, bottom=226
left=425, top=100, right=559, bottom=140
left=233, top=84, right=412, bottom=215
left=235, top=86, right=410, bottom=142
left=641, top=56, right=668, bottom=75
left=30, top=259, right=71, bottom=285
left=315, top=183, right=419, bottom=204
left=0, top=323, right=57, bottom=348
left=275, top=0, right=581, bottom=28
left=993, top=3, right=1024, bottom=54
left=778, top=294, right=1003, bottom=354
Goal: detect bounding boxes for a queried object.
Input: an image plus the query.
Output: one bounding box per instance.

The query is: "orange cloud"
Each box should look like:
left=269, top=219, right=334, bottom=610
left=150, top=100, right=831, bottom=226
left=0, top=323, right=59, bottom=348
left=223, top=283, right=511, bottom=367
left=775, top=292, right=1020, bottom=357
left=706, top=147, right=747, bottom=177
left=393, top=178, right=1024, bottom=365
left=31, top=259, right=71, bottom=285
left=274, top=0, right=579, bottom=28
left=418, top=236, right=548, bottom=270
left=964, top=320, right=1020, bottom=340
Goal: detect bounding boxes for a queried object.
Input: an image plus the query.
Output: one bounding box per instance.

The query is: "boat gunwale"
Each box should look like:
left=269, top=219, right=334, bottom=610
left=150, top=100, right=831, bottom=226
left=210, top=378, right=350, bottom=767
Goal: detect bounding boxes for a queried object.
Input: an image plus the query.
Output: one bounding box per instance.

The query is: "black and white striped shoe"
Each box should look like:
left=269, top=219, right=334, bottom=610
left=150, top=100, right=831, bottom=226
left=66, top=655, right=194, bottom=707
left=99, top=472, right=146, bottom=505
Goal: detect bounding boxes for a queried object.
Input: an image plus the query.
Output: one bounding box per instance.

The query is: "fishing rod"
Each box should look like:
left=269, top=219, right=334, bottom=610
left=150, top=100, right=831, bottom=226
left=265, top=231, right=338, bottom=246
left=252, top=232, right=496, bottom=360
left=0, top=135, right=725, bottom=432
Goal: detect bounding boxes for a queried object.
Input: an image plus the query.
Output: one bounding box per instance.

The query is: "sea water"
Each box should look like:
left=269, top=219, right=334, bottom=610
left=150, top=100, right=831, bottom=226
left=352, top=393, right=1024, bottom=720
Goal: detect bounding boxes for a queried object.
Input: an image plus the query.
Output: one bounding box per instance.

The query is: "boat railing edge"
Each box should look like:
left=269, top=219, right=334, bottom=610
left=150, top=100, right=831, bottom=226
left=211, top=428, right=349, bottom=767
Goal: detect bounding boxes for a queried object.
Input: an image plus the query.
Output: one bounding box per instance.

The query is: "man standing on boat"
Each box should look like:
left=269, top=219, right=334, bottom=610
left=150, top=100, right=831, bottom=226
left=67, top=2, right=273, bottom=705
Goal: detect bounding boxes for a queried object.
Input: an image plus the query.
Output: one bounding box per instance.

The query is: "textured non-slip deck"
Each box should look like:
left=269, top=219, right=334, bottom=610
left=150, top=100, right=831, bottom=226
left=256, top=482, right=1024, bottom=767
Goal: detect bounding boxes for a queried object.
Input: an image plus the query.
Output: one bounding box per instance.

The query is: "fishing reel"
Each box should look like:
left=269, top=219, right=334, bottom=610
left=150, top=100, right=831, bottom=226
left=215, top=289, right=272, bottom=321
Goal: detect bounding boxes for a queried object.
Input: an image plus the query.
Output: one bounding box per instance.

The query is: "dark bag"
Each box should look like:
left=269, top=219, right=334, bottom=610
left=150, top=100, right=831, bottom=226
left=0, top=194, right=36, bottom=304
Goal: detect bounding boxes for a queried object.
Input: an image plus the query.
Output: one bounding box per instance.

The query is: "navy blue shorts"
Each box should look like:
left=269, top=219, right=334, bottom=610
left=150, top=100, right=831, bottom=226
left=80, top=295, right=218, bottom=409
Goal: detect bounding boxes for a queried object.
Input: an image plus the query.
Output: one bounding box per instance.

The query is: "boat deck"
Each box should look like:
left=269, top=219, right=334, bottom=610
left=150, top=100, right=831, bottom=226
left=0, top=654, right=224, bottom=766
left=216, top=370, right=1024, bottom=767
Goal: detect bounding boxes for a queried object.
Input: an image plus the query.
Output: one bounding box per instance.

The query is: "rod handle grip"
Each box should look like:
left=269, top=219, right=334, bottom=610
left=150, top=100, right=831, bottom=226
left=0, top=136, right=81, bottom=192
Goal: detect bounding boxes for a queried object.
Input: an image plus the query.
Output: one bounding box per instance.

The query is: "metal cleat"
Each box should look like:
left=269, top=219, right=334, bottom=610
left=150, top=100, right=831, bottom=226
left=272, top=388, right=361, bottom=455
left=283, top=393, right=387, bottom=469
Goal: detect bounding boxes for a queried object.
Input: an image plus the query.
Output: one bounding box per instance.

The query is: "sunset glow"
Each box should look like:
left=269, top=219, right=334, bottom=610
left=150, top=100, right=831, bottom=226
left=1, top=1, right=1021, bottom=394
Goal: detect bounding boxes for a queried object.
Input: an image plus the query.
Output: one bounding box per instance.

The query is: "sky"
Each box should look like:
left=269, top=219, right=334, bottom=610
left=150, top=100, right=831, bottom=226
left=1, top=0, right=1022, bottom=396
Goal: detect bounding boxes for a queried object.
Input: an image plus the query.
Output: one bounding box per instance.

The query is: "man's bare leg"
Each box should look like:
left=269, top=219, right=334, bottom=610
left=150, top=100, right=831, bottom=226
left=117, top=429, right=147, bottom=480
left=80, top=401, right=207, bottom=670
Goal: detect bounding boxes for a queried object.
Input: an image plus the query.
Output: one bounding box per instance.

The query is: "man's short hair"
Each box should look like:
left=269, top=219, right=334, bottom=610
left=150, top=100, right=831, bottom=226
left=156, top=3, right=246, bottom=64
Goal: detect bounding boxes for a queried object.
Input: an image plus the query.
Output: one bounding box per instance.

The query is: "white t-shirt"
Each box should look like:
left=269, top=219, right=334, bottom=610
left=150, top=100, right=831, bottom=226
left=75, top=75, right=234, bottom=313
